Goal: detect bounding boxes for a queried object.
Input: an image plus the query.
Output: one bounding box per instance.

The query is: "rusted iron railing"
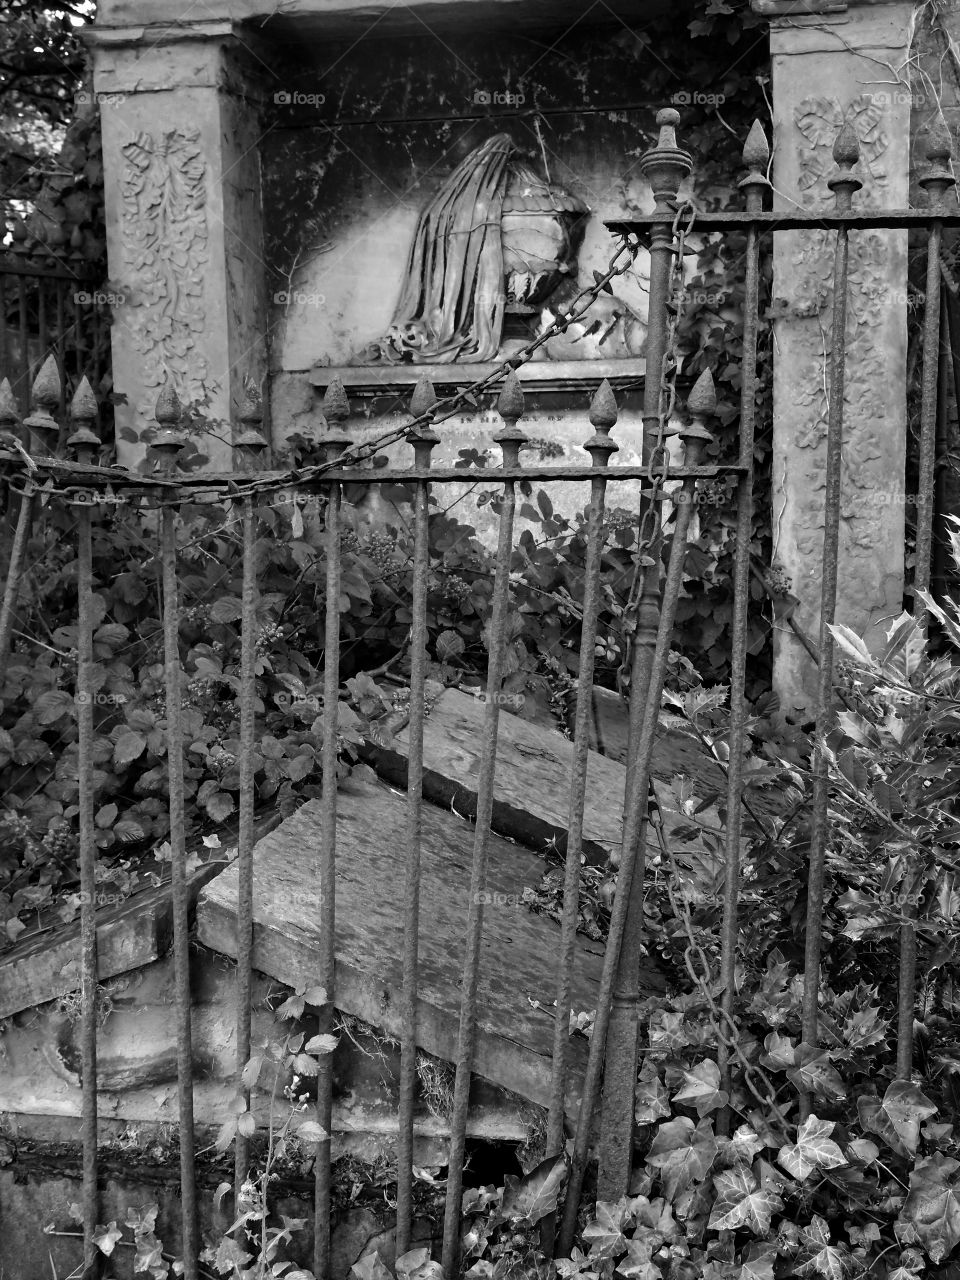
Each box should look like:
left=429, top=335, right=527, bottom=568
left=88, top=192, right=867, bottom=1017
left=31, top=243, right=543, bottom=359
left=1, top=107, right=959, bottom=1278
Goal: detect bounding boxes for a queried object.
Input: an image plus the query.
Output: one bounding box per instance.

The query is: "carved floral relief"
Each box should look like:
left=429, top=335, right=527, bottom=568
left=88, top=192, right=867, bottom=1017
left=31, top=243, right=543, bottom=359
left=120, top=128, right=210, bottom=412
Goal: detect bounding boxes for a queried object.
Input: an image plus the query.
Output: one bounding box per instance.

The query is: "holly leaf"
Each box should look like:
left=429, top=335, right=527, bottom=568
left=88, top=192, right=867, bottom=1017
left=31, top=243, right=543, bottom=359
left=673, top=1059, right=729, bottom=1117
left=500, top=1152, right=567, bottom=1225
left=777, top=1116, right=846, bottom=1180
left=858, top=1080, right=937, bottom=1157
left=708, top=1166, right=782, bottom=1235
left=645, top=1116, right=718, bottom=1201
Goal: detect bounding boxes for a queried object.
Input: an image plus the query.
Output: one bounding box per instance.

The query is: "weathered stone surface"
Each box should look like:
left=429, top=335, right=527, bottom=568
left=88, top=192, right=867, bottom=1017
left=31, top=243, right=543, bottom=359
left=196, top=780, right=664, bottom=1116
left=767, top=3, right=916, bottom=720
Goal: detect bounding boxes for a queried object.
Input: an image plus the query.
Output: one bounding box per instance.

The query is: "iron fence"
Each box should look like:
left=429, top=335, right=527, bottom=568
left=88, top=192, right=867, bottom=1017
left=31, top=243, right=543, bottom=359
left=1, top=107, right=959, bottom=1280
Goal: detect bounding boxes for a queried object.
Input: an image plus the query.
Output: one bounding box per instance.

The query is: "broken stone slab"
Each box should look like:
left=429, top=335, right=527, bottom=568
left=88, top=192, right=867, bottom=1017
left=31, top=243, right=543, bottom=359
left=197, top=779, right=666, bottom=1116
left=368, top=687, right=694, bottom=866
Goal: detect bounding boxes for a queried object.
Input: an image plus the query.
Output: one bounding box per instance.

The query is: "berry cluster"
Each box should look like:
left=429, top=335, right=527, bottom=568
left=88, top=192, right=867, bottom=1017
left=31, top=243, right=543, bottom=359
left=765, top=564, right=792, bottom=597
left=438, top=573, right=472, bottom=603
left=256, top=621, right=285, bottom=655
left=361, top=533, right=398, bottom=575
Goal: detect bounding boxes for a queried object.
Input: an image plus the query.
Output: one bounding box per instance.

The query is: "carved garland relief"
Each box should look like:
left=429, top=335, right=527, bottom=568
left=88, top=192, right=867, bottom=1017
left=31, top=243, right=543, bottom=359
left=785, top=95, right=902, bottom=614
left=120, top=128, right=210, bottom=415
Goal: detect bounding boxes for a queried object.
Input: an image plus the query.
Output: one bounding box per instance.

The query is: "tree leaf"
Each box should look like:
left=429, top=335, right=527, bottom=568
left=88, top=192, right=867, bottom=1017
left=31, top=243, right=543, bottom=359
left=501, top=1153, right=567, bottom=1226
left=777, top=1115, right=846, bottom=1180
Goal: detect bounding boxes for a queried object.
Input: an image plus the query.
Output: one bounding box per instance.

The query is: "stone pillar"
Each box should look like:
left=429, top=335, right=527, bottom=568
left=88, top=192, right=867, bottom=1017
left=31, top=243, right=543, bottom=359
left=761, top=0, right=916, bottom=721
left=86, top=22, right=269, bottom=470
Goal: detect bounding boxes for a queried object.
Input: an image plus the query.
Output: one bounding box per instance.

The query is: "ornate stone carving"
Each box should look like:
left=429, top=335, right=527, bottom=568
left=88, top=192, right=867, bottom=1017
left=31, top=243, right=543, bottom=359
left=782, top=95, right=900, bottom=620
left=120, top=128, right=209, bottom=410
left=357, top=134, right=644, bottom=365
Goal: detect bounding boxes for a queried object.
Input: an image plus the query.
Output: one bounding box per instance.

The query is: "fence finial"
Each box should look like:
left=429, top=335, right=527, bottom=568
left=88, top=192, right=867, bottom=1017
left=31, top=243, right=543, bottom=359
left=67, top=376, right=100, bottom=459
left=740, top=121, right=770, bottom=211
left=235, top=378, right=268, bottom=469
left=828, top=122, right=862, bottom=211
left=153, top=377, right=186, bottom=469
left=408, top=375, right=440, bottom=468
left=920, top=114, right=956, bottom=211
left=681, top=369, right=717, bottom=465
left=639, top=107, right=693, bottom=212
left=319, top=377, right=351, bottom=459
left=584, top=379, right=619, bottom=463
left=0, top=378, right=20, bottom=432
left=23, top=354, right=61, bottom=454
left=493, top=370, right=527, bottom=467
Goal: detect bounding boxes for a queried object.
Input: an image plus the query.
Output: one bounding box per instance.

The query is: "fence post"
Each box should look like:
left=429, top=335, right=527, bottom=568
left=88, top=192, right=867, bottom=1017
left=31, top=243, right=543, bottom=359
left=154, top=381, right=200, bottom=1279
left=232, top=382, right=268, bottom=1208
left=396, top=373, right=439, bottom=1258
left=68, top=375, right=102, bottom=1273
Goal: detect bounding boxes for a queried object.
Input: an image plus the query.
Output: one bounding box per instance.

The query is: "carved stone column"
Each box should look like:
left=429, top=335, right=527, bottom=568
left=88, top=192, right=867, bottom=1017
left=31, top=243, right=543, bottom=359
left=86, top=22, right=269, bottom=469
left=758, top=0, right=917, bottom=721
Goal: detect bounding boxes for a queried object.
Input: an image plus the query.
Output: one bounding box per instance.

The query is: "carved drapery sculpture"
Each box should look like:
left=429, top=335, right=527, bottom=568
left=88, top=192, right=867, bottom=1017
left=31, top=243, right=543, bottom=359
left=357, top=134, right=600, bottom=364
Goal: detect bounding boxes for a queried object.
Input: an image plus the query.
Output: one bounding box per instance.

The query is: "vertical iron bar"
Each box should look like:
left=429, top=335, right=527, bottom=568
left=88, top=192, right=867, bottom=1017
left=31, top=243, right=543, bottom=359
left=0, top=379, right=28, bottom=673
left=314, top=379, right=351, bottom=1280
left=542, top=382, right=619, bottom=1255
left=799, top=127, right=861, bottom=1098
left=932, top=288, right=950, bottom=602
left=559, top=376, right=716, bottom=1248
left=596, top=107, right=692, bottom=1205
left=16, top=276, right=28, bottom=412
left=915, top=120, right=955, bottom=630
left=718, top=122, right=769, bottom=1121
left=156, top=383, right=200, bottom=1279
left=397, top=376, right=439, bottom=1258
left=233, top=388, right=267, bottom=1206
left=441, top=372, right=527, bottom=1280
left=68, top=378, right=101, bottom=1271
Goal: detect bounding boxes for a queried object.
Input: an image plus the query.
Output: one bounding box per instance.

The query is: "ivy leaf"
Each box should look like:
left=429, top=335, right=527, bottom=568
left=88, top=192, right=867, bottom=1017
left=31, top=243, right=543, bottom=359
left=708, top=1166, right=782, bottom=1235
left=500, top=1152, right=566, bottom=1225
left=645, top=1116, right=718, bottom=1202
left=785, top=1044, right=846, bottom=1102
left=718, top=1124, right=764, bottom=1168
left=615, top=1239, right=659, bottom=1279
left=759, top=1030, right=796, bottom=1070
left=583, top=1200, right=632, bottom=1258
left=672, top=1059, right=729, bottom=1117
left=777, top=1115, right=846, bottom=1180
left=395, top=1250, right=444, bottom=1280
left=350, top=1249, right=396, bottom=1280
left=93, top=1221, right=123, bottom=1256
left=899, top=1152, right=960, bottom=1264
left=738, top=1243, right=778, bottom=1280
left=858, top=1081, right=937, bottom=1158
left=635, top=1058, right=670, bottom=1124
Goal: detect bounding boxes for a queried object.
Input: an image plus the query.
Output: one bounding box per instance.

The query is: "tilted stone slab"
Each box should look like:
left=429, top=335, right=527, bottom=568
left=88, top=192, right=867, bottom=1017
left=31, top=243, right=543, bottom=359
left=196, top=780, right=665, bottom=1115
